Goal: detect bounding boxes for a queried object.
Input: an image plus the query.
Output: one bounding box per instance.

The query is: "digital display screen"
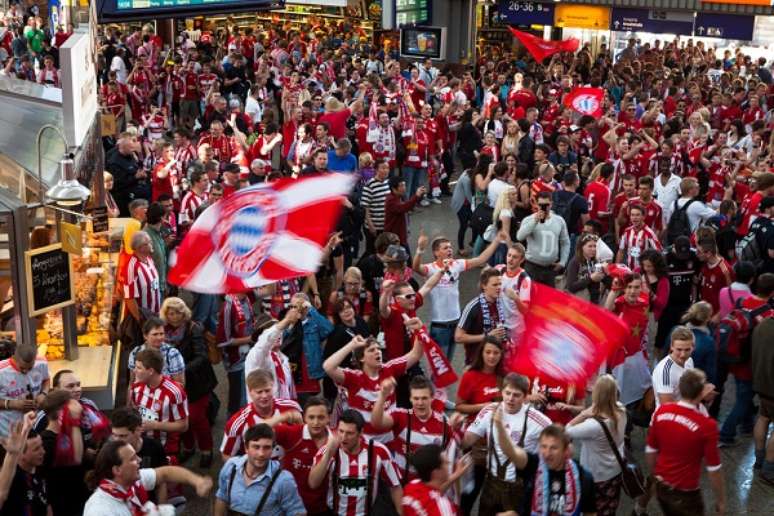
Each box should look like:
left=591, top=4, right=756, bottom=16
left=400, top=26, right=443, bottom=59
left=395, top=0, right=431, bottom=26
left=98, top=0, right=283, bottom=22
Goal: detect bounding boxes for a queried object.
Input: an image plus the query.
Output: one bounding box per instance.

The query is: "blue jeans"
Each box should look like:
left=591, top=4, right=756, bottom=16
left=490, top=242, right=508, bottom=266
left=430, top=321, right=458, bottom=361
left=402, top=166, right=427, bottom=199
left=720, top=377, right=755, bottom=441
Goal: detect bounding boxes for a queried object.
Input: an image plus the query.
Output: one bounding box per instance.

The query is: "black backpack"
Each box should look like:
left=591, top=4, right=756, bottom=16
left=552, top=190, right=578, bottom=229
left=665, top=199, right=697, bottom=245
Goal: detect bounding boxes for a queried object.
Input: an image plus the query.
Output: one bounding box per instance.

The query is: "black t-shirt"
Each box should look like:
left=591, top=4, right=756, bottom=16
left=357, top=254, right=386, bottom=300
left=460, top=297, right=503, bottom=336
left=0, top=466, right=48, bottom=516
left=664, top=248, right=700, bottom=308
left=522, top=454, right=596, bottom=516
left=41, top=429, right=90, bottom=515
left=139, top=436, right=168, bottom=469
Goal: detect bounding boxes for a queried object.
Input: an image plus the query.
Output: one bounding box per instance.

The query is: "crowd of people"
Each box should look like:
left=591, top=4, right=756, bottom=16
left=0, top=3, right=774, bottom=514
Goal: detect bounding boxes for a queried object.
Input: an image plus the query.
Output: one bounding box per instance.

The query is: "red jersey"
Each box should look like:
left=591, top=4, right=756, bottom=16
left=585, top=179, right=612, bottom=233
left=181, top=71, right=199, bottom=101
left=130, top=376, right=188, bottom=454
left=402, top=479, right=459, bottom=516
left=151, top=159, right=177, bottom=203
left=314, top=438, right=401, bottom=516
left=389, top=409, right=449, bottom=478
left=618, top=223, right=662, bottom=270
left=700, top=258, right=734, bottom=314
left=739, top=191, right=766, bottom=236
left=105, top=90, right=126, bottom=117
left=174, top=143, right=196, bottom=176
left=530, top=177, right=557, bottom=203
left=612, top=192, right=637, bottom=230
left=456, top=369, right=501, bottom=424
left=403, top=128, right=432, bottom=169
left=275, top=423, right=331, bottom=512
left=220, top=399, right=302, bottom=457
left=613, top=293, right=650, bottom=363
left=124, top=255, right=161, bottom=314
left=179, top=190, right=207, bottom=226
left=198, top=133, right=237, bottom=163
left=338, top=357, right=409, bottom=443
left=196, top=72, right=218, bottom=100
left=380, top=294, right=424, bottom=361
left=646, top=402, right=721, bottom=490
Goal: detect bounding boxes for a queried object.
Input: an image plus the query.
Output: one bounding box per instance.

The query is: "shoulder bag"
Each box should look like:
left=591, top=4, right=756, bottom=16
left=595, top=416, right=646, bottom=498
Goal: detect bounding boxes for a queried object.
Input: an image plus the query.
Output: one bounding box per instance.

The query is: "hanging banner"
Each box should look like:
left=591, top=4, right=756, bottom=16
left=496, top=1, right=554, bottom=26
left=554, top=4, right=611, bottom=30
left=694, top=12, right=755, bottom=40
left=610, top=8, right=694, bottom=36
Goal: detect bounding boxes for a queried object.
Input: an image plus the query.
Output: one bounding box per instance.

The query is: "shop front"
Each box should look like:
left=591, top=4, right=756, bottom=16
left=0, top=27, right=123, bottom=408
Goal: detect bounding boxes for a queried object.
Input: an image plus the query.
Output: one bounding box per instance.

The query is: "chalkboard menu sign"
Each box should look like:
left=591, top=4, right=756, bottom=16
left=25, top=244, right=75, bottom=316
left=91, top=206, right=109, bottom=233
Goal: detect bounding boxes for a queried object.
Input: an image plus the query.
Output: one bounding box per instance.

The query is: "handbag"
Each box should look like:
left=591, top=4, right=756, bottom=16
left=204, top=330, right=222, bottom=365
left=470, top=202, right=494, bottom=235
left=595, top=417, right=646, bottom=498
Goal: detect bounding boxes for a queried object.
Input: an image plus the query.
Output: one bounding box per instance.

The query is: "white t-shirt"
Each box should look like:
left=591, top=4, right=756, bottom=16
left=675, top=197, right=717, bottom=232
left=83, top=469, right=158, bottom=516
left=566, top=413, right=626, bottom=482
left=424, top=259, right=467, bottom=322
left=487, top=178, right=511, bottom=208
left=110, top=55, right=128, bottom=84
left=652, top=355, right=694, bottom=407
left=467, top=403, right=550, bottom=480
left=497, top=267, right=531, bottom=334
left=245, top=95, right=263, bottom=125
left=0, top=358, right=49, bottom=438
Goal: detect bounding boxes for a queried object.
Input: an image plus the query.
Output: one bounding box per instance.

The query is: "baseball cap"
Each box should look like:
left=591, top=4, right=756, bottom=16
left=384, top=244, right=409, bottom=263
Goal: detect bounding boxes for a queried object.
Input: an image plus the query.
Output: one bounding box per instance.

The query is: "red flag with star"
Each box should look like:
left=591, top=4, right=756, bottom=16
left=508, top=283, right=629, bottom=386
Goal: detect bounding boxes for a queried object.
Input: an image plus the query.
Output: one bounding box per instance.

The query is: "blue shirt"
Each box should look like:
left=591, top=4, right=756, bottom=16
left=327, top=151, right=358, bottom=174
left=216, top=457, right=306, bottom=516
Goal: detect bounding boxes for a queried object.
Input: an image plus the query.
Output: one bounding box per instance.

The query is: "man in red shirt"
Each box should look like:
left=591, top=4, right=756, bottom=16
left=616, top=204, right=662, bottom=270
left=274, top=396, right=332, bottom=514
left=402, top=444, right=469, bottom=516
left=645, top=369, right=725, bottom=515
left=197, top=120, right=237, bottom=165
left=612, top=174, right=638, bottom=238
left=585, top=162, right=614, bottom=235
left=697, top=238, right=734, bottom=315
left=220, top=369, right=302, bottom=460
left=384, top=176, right=426, bottom=247
left=618, top=176, right=664, bottom=234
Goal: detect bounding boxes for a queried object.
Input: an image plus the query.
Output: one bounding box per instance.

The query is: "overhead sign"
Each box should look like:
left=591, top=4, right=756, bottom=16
left=554, top=4, right=611, bottom=30
left=395, top=0, right=431, bottom=26
left=60, top=28, right=97, bottom=148
left=611, top=8, right=694, bottom=36
left=496, top=1, right=554, bottom=26
left=97, top=0, right=283, bottom=22
left=700, top=0, right=772, bottom=5
left=694, top=12, right=755, bottom=40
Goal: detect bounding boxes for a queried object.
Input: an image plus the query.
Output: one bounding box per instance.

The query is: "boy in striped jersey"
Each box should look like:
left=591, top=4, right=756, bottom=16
left=310, top=410, right=402, bottom=516
left=371, top=375, right=456, bottom=484
left=129, top=348, right=189, bottom=460
left=220, top=369, right=302, bottom=461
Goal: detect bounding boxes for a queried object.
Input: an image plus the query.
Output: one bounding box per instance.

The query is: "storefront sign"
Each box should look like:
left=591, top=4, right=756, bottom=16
left=99, top=0, right=283, bottom=22
left=91, top=207, right=109, bottom=233
left=59, top=222, right=83, bottom=256
left=611, top=8, right=694, bottom=36
left=554, top=4, right=611, bottom=30
left=395, top=0, right=431, bottom=26
left=496, top=1, right=554, bottom=26
left=694, top=13, right=755, bottom=40
left=25, top=244, right=75, bottom=317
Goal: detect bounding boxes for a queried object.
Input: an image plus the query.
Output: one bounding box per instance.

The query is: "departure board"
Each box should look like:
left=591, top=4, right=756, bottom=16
left=98, top=0, right=283, bottom=21
left=395, top=0, right=431, bottom=27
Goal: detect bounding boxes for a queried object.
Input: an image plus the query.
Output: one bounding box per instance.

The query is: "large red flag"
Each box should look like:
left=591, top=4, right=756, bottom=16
left=563, top=87, right=606, bottom=118
left=508, top=28, right=579, bottom=62
left=507, top=283, right=629, bottom=386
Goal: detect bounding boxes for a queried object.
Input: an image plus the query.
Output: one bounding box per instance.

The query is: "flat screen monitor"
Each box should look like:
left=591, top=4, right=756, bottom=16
left=399, top=26, right=446, bottom=60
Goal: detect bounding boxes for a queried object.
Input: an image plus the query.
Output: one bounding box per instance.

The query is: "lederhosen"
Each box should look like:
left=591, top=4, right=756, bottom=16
left=402, top=411, right=449, bottom=485
left=332, top=440, right=375, bottom=516
left=479, top=405, right=530, bottom=513
left=225, top=462, right=283, bottom=515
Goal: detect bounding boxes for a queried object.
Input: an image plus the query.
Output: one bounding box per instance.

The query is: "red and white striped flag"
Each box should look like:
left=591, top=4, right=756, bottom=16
left=168, top=174, right=353, bottom=293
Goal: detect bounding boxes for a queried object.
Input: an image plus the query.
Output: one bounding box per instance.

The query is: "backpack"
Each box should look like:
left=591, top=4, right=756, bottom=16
left=665, top=198, right=697, bottom=245
left=551, top=190, right=578, bottom=229
left=715, top=298, right=774, bottom=365
left=470, top=202, right=494, bottom=236
left=736, top=231, right=762, bottom=268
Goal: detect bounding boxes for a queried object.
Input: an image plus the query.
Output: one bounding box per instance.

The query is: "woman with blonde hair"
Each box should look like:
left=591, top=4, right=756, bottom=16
left=103, top=171, right=120, bottom=218
left=681, top=301, right=716, bottom=384
left=160, top=296, right=218, bottom=467
left=566, top=374, right=628, bottom=516
left=488, top=185, right=517, bottom=264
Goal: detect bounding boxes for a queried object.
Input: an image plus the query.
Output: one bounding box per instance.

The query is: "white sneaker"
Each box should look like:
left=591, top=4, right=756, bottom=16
left=430, top=197, right=442, bottom=205
left=419, top=199, right=430, bottom=207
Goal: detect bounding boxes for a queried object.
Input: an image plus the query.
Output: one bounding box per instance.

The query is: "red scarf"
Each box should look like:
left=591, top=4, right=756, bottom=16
left=53, top=409, right=81, bottom=467
left=98, top=479, right=151, bottom=515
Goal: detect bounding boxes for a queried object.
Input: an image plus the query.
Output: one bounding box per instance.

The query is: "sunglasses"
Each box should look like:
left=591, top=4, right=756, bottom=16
left=396, top=293, right=416, bottom=300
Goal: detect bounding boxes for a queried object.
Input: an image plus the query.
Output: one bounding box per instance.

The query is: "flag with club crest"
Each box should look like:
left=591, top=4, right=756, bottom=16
left=168, top=174, right=353, bottom=293
left=563, top=87, right=605, bottom=118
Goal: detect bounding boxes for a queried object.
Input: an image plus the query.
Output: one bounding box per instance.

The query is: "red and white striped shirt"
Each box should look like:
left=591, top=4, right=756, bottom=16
left=314, top=438, right=401, bottom=516
left=388, top=409, right=449, bottom=479
left=402, top=479, right=458, bottom=516
left=123, top=255, right=161, bottom=315
left=618, top=224, right=662, bottom=270
left=220, top=399, right=302, bottom=458
left=339, top=357, right=409, bottom=443
left=179, top=190, right=207, bottom=226
left=174, top=143, right=197, bottom=175
left=130, top=376, right=188, bottom=453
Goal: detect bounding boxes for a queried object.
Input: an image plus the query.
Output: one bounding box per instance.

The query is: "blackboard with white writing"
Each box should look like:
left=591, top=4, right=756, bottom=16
left=25, top=244, right=74, bottom=316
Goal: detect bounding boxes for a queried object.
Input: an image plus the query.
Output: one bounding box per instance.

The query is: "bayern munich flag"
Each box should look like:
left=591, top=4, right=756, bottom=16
left=508, top=283, right=629, bottom=386
left=169, top=174, right=354, bottom=294
left=563, top=87, right=605, bottom=118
